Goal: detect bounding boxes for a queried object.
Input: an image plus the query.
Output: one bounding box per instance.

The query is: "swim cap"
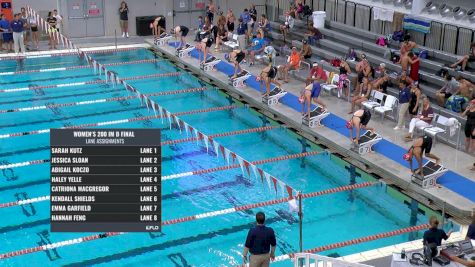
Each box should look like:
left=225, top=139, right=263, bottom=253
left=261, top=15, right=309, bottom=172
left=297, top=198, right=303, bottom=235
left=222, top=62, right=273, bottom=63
left=403, top=153, right=411, bottom=161
left=345, top=120, right=352, bottom=129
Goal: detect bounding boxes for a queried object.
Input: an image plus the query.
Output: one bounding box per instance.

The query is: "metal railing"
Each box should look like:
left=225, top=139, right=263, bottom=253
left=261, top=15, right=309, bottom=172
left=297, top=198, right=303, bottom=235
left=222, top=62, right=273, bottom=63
left=293, top=253, right=373, bottom=267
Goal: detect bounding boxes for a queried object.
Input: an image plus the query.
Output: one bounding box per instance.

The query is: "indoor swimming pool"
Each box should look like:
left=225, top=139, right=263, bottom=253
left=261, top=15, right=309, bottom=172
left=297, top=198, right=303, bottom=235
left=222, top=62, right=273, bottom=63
left=0, top=47, right=454, bottom=266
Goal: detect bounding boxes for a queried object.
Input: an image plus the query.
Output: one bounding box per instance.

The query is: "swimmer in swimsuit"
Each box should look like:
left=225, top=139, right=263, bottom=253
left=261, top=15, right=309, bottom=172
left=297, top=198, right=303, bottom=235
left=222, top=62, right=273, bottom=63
left=404, top=135, right=441, bottom=176
left=302, top=82, right=326, bottom=119
left=227, top=49, right=246, bottom=78
left=257, top=64, right=281, bottom=96
left=174, top=26, right=189, bottom=49
left=347, top=109, right=374, bottom=146
left=151, top=16, right=165, bottom=36
left=200, top=36, right=214, bottom=64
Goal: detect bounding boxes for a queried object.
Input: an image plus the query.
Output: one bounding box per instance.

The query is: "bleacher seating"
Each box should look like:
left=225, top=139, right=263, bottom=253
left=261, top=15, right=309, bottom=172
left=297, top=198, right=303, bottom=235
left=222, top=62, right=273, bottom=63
left=266, top=14, right=468, bottom=149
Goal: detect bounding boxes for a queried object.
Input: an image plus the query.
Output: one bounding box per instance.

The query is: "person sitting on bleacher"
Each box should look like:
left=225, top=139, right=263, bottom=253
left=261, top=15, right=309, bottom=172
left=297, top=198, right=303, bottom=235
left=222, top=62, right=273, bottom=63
left=305, top=62, right=327, bottom=86
left=350, top=77, right=372, bottom=114
left=436, top=74, right=460, bottom=107
left=399, top=34, right=417, bottom=63
left=450, top=42, right=475, bottom=72
left=404, top=97, right=434, bottom=141
left=258, top=14, right=270, bottom=36
left=373, top=63, right=390, bottom=93
left=355, top=54, right=371, bottom=88
left=300, top=40, right=312, bottom=61
left=214, top=23, right=228, bottom=51
left=277, top=46, right=301, bottom=83
left=458, top=77, right=475, bottom=102
left=247, top=30, right=266, bottom=66
left=338, top=60, right=352, bottom=98
left=279, top=11, right=295, bottom=42
left=304, top=22, right=323, bottom=46
left=404, top=136, right=441, bottom=176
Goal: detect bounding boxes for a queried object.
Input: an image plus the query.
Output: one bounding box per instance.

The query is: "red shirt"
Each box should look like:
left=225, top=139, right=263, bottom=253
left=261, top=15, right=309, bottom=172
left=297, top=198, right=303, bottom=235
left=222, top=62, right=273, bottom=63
left=310, top=67, right=327, bottom=81
left=409, top=56, right=420, bottom=81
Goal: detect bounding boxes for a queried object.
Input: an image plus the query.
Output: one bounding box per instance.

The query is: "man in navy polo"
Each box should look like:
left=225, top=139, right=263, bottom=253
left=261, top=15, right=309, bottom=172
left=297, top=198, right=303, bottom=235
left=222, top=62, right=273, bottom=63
left=242, top=212, right=276, bottom=267
left=11, top=13, right=26, bottom=54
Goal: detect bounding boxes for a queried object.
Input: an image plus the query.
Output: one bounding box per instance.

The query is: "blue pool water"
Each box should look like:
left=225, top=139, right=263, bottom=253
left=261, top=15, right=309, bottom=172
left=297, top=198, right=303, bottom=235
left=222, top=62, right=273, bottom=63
left=0, top=48, right=452, bottom=267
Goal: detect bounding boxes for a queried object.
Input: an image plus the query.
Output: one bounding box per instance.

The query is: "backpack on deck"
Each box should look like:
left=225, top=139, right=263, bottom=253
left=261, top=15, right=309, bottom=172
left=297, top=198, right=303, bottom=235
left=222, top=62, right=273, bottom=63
left=445, top=95, right=467, bottom=113
left=376, top=36, right=387, bottom=46
left=392, top=30, right=404, bottom=42
left=331, top=58, right=341, bottom=67
left=419, top=50, right=428, bottom=59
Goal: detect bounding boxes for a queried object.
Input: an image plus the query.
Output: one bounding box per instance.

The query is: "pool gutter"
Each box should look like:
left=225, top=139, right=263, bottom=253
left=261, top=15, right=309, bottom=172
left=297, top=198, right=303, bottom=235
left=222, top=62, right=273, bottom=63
left=147, top=39, right=474, bottom=224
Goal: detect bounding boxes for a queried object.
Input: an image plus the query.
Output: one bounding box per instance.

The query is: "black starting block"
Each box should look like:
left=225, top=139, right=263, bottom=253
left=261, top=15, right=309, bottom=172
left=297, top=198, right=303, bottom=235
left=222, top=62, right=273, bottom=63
left=200, top=56, right=221, bottom=71
left=262, top=87, right=287, bottom=106
left=411, top=161, right=448, bottom=189
left=229, top=70, right=251, bottom=88
left=175, top=43, right=195, bottom=58
left=351, top=130, right=382, bottom=155
left=302, top=106, right=329, bottom=128
left=154, top=33, right=173, bottom=46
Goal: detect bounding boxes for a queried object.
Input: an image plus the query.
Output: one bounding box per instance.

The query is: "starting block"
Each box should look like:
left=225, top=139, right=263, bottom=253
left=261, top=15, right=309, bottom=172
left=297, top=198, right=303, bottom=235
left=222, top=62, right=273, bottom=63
left=302, top=106, right=329, bottom=128
left=200, top=56, right=221, bottom=72
left=262, top=87, right=287, bottom=106
left=352, top=130, right=382, bottom=155
left=229, top=70, right=251, bottom=88
left=411, top=161, right=448, bottom=189
left=176, top=44, right=195, bottom=58
left=154, top=33, right=173, bottom=46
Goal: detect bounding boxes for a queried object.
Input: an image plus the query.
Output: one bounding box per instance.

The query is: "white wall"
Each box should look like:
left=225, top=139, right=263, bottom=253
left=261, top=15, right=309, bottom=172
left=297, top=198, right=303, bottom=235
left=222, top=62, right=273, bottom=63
left=12, top=0, right=58, bottom=13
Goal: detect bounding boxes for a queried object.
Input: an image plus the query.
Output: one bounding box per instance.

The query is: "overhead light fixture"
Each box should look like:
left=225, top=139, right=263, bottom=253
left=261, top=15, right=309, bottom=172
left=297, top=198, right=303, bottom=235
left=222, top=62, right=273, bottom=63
left=453, top=7, right=467, bottom=20
left=439, top=4, right=453, bottom=17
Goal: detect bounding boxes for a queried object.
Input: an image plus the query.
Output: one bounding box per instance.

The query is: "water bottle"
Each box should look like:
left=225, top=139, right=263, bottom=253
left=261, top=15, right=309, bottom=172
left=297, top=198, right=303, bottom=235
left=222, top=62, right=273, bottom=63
left=401, top=248, right=406, bottom=259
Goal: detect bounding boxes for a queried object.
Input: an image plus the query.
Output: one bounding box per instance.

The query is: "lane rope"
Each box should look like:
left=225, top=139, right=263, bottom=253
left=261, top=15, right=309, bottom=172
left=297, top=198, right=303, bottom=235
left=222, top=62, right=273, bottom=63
left=0, top=182, right=378, bottom=259
left=0, top=149, right=318, bottom=209
left=0, top=47, right=143, bottom=61
left=0, top=105, right=238, bottom=139
left=0, top=59, right=162, bottom=76
left=0, top=72, right=182, bottom=94
left=0, top=87, right=209, bottom=114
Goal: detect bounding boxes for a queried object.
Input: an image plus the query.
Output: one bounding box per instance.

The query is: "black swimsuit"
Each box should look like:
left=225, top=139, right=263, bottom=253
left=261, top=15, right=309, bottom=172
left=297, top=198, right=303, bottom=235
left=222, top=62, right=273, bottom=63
left=227, top=21, right=235, bottom=32
left=359, top=109, right=371, bottom=126
left=408, top=91, right=419, bottom=116
left=236, top=51, right=245, bottom=63
left=465, top=110, right=475, bottom=139
left=268, top=66, right=277, bottom=79
left=412, top=135, right=432, bottom=154
left=205, top=37, right=214, bottom=48
left=180, top=26, right=189, bottom=37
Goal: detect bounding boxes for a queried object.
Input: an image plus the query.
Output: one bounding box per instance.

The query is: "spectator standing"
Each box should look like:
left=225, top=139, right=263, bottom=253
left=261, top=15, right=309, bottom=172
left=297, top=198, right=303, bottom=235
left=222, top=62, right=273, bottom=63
left=408, top=83, right=422, bottom=118
left=0, top=14, right=13, bottom=52
left=53, top=10, right=63, bottom=34
left=400, top=52, right=419, bottom=78
left=242, top=212, right=276, bottom=267
left=11, top=13, right=26, bottom=54
left=394, top=80, right=411, bottom=130
left=462, top=99, right=475, bottom=154
left=399, top=34, right=417, bottom=61
left=305, top=62, right=327, bottom=85
left=409, top=52, right=420, bottom=83
left=20, top=8, right=29, bottom=48
left=338, top=59, right=352, bottom=97
left=226, top=9, right=235, bottom=33
left=46, top=12, right=57, bottom=49
left=405, top=97, right=434, bottom=141
left=28, top=12, right=39, bottom=50
left=119, top=1, right=129, bottom=38
left=249, top=4, right=257, bottom=35
left=436, top=74, right=460, bottom=107
left=236, top=18, right=247, bottom=50
left=206, top=0, right=215, bottom=22
left=423, top=216, right=451, bottom=246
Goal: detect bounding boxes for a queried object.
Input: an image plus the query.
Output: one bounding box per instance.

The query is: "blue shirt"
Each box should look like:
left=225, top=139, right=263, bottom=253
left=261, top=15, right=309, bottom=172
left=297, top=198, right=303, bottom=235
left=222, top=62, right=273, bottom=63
left=399, top=87, right=410, bottom=104
left=0, top=19, right=10, bottom=32
left=240, top=12, right=251, bottom=24
left=467, top=223, right=475, bottom=240
left=11, top=20, right=23, bottom=33
left=245, top=225, right=276, bottom=255
left=251, top=38, right=265, bottom=51
left=237, top=23, right=247, bottom=35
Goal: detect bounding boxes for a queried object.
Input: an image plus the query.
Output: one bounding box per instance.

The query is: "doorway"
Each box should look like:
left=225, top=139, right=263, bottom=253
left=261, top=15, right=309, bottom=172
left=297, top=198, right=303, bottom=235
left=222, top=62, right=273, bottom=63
left=66, top=0, right=105, bottom=38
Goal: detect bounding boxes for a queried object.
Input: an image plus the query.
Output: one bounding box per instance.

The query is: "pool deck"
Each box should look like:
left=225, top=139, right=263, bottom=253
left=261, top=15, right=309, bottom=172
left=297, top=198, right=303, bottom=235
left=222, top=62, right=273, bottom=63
left=146, top=36, right=475, bottom=223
